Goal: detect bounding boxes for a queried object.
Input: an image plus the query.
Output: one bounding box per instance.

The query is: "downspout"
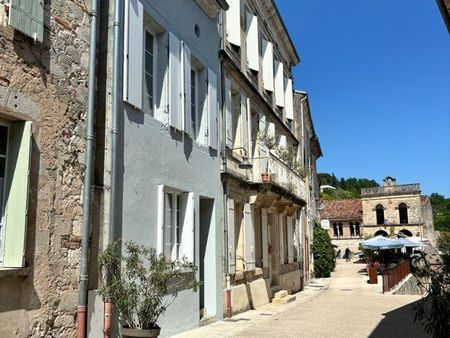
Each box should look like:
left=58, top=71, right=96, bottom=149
left=103, top=0, right=124, bottom=337
left=77, top=0, right=100, bottom=337
left=219, top=8, right=232, bottom=318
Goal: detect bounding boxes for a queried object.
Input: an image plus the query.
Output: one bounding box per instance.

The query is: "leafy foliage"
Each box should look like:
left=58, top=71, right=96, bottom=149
left=318, top=173, right=379, bottom=199
left=429, top=193, right=450, bottom=232
left=312, top=224, right=336, bottom=277
left=415, top=232, right=450, bottom=337
left=98, top=241, right=201, bottom=330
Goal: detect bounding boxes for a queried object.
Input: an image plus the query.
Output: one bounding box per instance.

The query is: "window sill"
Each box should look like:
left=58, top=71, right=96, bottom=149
left=0, top=267, right=31, bottom=279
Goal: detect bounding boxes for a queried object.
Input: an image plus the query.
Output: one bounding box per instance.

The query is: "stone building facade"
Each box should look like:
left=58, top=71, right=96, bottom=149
left=320, top=177, right=436, bottom=255
left=361, top=177, right=425, bottom=238
left=321, top=199, right=363, bottom=253
left=0, top=1, right=90, bottom=337
left=0, top=0, right=323, bottom=337
left=221, top=0, right=321, bottom=316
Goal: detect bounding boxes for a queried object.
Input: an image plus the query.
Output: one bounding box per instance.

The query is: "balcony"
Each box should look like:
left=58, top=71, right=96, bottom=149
left=252, top=152, right=307, bottom=202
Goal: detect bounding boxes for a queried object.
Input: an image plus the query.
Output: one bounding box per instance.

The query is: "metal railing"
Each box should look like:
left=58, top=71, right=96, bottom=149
left=382, top=260, right=410, bottom=293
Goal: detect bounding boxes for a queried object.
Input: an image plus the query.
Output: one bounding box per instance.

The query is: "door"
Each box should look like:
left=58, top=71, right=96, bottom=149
left=199, top=197, right=214, bottom=320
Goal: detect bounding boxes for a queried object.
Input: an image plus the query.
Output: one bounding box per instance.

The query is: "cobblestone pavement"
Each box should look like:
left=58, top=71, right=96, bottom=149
left=173, top=260, right=429, bottom=338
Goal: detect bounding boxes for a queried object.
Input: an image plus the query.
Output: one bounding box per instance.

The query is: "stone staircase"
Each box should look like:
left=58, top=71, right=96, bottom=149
left=271, top=290, right=296, bottom=304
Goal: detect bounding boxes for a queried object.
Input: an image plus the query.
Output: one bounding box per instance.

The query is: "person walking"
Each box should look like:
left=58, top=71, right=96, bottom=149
left=344, top=248, right=351, bottom=262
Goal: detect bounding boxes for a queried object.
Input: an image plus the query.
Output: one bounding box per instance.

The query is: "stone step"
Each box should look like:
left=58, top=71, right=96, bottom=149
left=272, top=294, right=296, bottom=304
left=273, top=290, right=288, bottom=299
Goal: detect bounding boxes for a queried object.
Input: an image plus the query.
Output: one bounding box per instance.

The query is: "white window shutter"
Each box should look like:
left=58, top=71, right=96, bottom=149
left=243, top=203, right=255, bottom=271
left=2, top=121, right=32, bottom=268
left=156, top=185, right=164, bottom=255
left=279, top=214, right=284, bottom=264
left=275, top=60, right=285, bottom=107
left=268, top=121, right=275, bottom=136
left=261, top=208, right=269, bottom=268
left=182, top=42, right=192, bottom=135
left=262, top=39, right=274, bottom=92
left=207, top=68, right=218, bottom=149
left=180, top=192, right=195, bottom=262
left=228, top=199, right=236, bottom=274
left=240, top=94, right=248, bottom=154
left=287, top=216, right=294, bottom=263
left=246, top=12, right=259, bottom=72
left=279, top=135, right=287, bottom=149
left=285, top=77, right=294, bottom=120
left=226, top=0, right=241, bottom=47
left=123, top=0, right=144, bottom=110
left=225, top=78, right=233, bottom=147
left=169, top=32, right=182, bottom=130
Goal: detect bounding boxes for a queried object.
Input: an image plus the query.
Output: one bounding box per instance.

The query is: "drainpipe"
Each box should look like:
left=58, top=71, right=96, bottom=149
left=103, top=0, right=124, bottom=336
left=77, top=0, right=100, bottom=337
left=219, top=9, right=232, bottom=318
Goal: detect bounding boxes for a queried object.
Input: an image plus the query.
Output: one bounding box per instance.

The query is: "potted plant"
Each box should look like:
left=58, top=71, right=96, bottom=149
left=367, top=261, right=380, bottom=284
left=98, top=240, right=201, bottom=338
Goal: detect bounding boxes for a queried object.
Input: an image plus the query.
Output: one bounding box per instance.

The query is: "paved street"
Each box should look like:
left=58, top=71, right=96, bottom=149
left=174, top=260, right=429, bottom=338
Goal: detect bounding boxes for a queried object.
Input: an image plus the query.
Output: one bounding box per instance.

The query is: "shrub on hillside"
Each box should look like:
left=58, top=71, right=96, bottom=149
left=312, top=224, right=336, bottom=278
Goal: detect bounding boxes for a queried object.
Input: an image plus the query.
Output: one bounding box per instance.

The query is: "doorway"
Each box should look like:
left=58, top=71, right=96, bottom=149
left=199, top=197, right=214, bottom=320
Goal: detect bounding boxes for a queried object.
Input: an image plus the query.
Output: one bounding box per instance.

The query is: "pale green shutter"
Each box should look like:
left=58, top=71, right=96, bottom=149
left=3, top=121, right=32, bottom=268
left=9, top=0, right=44, bottom=42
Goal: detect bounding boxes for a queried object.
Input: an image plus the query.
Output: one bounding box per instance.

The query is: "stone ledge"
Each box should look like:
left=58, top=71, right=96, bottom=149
left=0, top=267, right=31, bottom=279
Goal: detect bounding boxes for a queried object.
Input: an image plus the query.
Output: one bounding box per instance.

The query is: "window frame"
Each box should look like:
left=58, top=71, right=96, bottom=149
left=164, top=190, right=183, bottom=261
left=0, top=120, right=10, bottom=263
left=190, top=67, right=199, bottom=140
left=143, top=26, right=157, bottom=117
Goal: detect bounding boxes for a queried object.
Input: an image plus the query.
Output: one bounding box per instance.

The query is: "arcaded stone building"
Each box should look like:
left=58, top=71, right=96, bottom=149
left=361, top=177, right=425, bottom=238
left=321, top=199, right=363, bottom=253
left=0, top=1, right=90, bottom=337
left=320, top=177, right=437, bottom=253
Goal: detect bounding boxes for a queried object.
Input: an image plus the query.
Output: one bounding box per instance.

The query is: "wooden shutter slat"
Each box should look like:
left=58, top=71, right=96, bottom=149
left=246, top=12, right=259, bottom=72
left=285, top=78, right=294, bottom=120
left=244, top=203, right=254, bottom=271
left=3, top=121, right=32, bottom=267
left=228, top=199, right=236, bottom=274
left=183, top=42, right=192, bottom=136
left=262, top=40, right=274, bottom=92
left=9, top=0, right=44, bottom=42
left=226, top=0, right=241, bottom=46
left=123, top=0, right=144, bottom=110
left=261, top=208, right=268, bottom=268
left=207, top=68, right=218, bottom=149
left=275, top=61, right=285, bottom=107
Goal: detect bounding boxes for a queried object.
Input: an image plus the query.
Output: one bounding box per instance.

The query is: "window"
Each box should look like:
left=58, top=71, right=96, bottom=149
left=376, top=204, right=384, bottom=225
left=158, top=186, right=194, bottom=262
left=398, top=203, right=408, bottom=224
left=164, top=192, right=182, bottom=260
left=144, top=29, right=156, bottom=116
left=355, top=222, right=361, bottom=237
left=349, top=222, right=355, bottom=237
left=0, top=120, right=32, bottom=267
left=190, top=69, right=198, bottom=138
left=0, top=123, right=9, bottom=258
left=338, top=223, right=343, bottom=238
left=333, top=223, right=338, bottom=238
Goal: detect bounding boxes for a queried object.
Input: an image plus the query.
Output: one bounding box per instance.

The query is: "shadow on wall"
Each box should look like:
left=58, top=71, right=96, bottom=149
left=368, top=299, right=430, bottom=338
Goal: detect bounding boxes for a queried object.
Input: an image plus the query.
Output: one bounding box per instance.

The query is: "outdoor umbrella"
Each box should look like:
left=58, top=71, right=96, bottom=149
left=398, top=237, right=426, bottom=248
left=360, top=237, right=404, bottom=250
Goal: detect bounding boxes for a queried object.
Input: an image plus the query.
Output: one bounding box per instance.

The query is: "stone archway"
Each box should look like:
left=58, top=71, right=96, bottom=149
left=398, top=229, right=413, bottom=237
left=374, top=230, right=388, bottom=237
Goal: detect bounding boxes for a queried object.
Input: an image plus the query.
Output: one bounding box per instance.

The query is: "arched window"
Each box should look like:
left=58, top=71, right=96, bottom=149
left=333, top=223, right=338, bottom=237
left=338, top=223, right=343, bottom=238
left=374, top=230, right=388, bottom=237
left=376, top=204, right=384, bottom=225
left=399, top=203, right=408, bottom=224
left=355, top=222, right=361, bottom=237
left=398, top=229, right=413, bottom=237
left=349, top=222, right=355, bottom=237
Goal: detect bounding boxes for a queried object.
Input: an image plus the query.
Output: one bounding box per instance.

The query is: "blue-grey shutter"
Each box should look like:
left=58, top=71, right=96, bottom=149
left=182, top=42, right=192, bottom=135
left=169, top=32, right=182, bottom=130
left=9, top=0, right=44, bottom=42
left=225, top=78, right=233, bottom=147
left=227, top=198, right=236, bottom=274
left=123, top=0, right=144, bottom=110
left=207, top=68, right=218, bottom=149
left=244, top=203, right=255, bottom=271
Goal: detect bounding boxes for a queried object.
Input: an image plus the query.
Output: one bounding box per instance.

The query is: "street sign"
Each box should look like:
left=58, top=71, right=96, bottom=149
left=321, top=220, right=330, bottom=230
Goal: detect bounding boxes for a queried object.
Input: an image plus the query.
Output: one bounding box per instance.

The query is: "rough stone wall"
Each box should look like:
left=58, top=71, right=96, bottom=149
left=421, top=196, right=437, bottom=246
left=0, top=1, right=90, bottom=337
left=361, top=194, right=422, bottom=225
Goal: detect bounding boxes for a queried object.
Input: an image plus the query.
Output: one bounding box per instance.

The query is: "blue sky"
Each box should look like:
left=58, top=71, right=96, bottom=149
left=276, top=0, right=450, bottom=196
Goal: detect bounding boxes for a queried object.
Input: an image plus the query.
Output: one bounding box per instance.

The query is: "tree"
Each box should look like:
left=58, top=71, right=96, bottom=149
left=415, top=233, right=450, bottom=337
left=312, top=223, right=336, bottom=278
left=429, top=193, right=450, bottom=232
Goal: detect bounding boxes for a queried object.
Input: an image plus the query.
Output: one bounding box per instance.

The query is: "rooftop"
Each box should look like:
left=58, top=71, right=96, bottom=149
left=321, top=199, right=362, bottom=221
left=361, top=184, right=421, bottom=198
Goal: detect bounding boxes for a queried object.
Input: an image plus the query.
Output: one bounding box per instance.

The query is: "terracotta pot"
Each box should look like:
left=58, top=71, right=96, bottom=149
left=261, top=172, right=270, bottom=183
left=120, top=326, right=161, bottom=338
left=368, top=266, right=378, bottom=284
